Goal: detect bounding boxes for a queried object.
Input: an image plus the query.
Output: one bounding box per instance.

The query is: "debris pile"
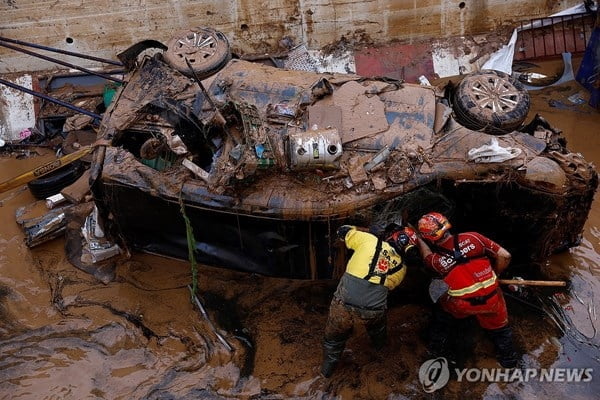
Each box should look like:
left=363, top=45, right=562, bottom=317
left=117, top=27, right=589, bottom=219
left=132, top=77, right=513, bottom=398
left=0, top=27, right=597, bottom=282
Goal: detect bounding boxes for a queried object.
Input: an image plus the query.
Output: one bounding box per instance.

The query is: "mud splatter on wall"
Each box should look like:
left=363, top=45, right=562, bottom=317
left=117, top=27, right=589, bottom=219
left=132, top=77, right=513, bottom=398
left=0, top=0, right=584, bottom=74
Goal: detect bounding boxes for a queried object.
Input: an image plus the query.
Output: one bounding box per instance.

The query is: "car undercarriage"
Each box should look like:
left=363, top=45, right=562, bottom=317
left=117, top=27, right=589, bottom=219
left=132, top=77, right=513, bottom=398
left=85, top=40, right=597, bottom=279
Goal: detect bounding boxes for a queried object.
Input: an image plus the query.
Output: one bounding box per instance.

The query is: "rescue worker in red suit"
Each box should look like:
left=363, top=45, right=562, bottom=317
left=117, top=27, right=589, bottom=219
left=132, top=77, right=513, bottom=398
left=320, top=224, right=416, bottom=378
left=414, top=212, right=519, bottom=368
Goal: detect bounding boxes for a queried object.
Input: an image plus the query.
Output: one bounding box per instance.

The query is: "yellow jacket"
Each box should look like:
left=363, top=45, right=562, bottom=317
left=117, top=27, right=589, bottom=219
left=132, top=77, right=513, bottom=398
left=344, top=227, right=407, bottom=290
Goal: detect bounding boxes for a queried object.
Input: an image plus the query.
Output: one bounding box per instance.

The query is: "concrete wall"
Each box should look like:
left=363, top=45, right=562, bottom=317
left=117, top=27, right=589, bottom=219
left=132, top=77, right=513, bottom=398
left=0, top=75, right=36, bottom=141
left=0, top=0, right=583, bottom=74
left=0, top=0, right=586, bottom=140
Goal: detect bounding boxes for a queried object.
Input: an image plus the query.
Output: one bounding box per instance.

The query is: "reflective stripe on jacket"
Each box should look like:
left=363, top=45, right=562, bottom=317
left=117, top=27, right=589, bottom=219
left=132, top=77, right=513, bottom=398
left=424, top=232, right=501, bottom=298
left=444, top=257, right=498, bottom=298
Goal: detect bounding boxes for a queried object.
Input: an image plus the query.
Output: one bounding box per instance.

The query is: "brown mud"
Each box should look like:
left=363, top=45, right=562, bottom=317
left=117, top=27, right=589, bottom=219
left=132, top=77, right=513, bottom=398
left=1, top=76, right=599, bottom=398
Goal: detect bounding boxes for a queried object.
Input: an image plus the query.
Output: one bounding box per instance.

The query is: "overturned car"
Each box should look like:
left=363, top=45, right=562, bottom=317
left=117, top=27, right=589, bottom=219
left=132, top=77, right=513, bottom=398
left=88, top=28, right=598, bottom=279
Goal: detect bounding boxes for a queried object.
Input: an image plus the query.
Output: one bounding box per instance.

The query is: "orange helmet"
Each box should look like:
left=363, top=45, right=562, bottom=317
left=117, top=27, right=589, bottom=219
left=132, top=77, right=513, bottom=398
left=418, top=212, right=451, bottom=242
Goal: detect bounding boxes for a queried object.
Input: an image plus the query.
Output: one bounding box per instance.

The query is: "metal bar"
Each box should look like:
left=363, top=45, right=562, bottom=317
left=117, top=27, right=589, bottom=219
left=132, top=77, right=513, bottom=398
left=575, top=15, right=580, bottom=53
left=519, top=21, right=525, bottom=59
left=551, top=17, right=557, bottom=56
left=531, top=18, right=537, bottom=58
left=583, top=17, right=593, bottom=48
left=541, top=17, right=547, bottom=57
left=0, top=41, right=123, bottom=84
left=580, top=13, right=586, bottom=52
left=562, top=16, right=567, bottom=54
left=0, top=36, right=122, bottom=66
left=0, top=77, right=102, bottom=120
left=184, top=56, right=239, bottom=145
left=571, top=15, right=577, bottom=53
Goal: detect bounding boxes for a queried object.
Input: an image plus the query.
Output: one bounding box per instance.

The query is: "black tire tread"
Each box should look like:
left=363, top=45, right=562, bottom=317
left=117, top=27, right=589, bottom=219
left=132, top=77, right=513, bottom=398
left=27, top=162, right=86, bottom=200
left=163, top=27, right=231, bottom=79
left=453, top=70, right=530, bottom=135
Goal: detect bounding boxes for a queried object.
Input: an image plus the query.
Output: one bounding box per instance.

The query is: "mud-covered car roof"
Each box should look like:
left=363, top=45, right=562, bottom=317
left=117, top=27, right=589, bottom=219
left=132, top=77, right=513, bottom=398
left=90, top=50, right=597, bottom=278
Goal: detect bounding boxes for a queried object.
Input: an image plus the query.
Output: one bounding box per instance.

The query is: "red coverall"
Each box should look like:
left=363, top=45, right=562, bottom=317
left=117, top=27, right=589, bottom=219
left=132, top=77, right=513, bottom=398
left=423, top=232, right=508, bottom=330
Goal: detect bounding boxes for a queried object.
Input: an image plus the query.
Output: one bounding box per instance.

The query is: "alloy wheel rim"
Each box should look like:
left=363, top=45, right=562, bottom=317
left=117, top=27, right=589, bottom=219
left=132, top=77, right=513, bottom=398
left=173, top=31, right=218, bottom=65
left=467, top=76, right=520, bottom=113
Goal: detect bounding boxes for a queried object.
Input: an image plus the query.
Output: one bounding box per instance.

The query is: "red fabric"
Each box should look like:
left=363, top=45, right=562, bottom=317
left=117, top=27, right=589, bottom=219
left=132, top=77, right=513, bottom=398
left=424, top=232, right=509, bottom=330
left=423, top=232, right=502, bottom=298
left=424, top=232, right=501, bottom=275
left=444, top=258, right=496, bottom=298
left=440, top=289, right=509, bottom=330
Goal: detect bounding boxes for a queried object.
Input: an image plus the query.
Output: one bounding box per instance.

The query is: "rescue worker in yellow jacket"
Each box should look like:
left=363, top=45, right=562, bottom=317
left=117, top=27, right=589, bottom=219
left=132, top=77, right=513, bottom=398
left=320, top=224, right=415, bottom=378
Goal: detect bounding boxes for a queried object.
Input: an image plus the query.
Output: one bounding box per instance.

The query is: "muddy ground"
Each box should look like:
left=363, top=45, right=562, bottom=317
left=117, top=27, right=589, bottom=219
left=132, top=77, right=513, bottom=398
left=1, top=76, right=599, bottom=399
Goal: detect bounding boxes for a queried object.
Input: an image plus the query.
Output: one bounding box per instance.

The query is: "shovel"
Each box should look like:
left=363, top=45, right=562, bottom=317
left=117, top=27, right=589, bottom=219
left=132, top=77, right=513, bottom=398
left=498, top=279, right=566, bottom=287
left=428, top=278, right=568, bottom=303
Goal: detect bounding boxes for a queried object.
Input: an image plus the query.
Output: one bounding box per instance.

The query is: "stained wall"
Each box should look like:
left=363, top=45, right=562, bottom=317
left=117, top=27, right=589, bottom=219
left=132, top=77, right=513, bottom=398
left=0, top=0, right=583, bottom=73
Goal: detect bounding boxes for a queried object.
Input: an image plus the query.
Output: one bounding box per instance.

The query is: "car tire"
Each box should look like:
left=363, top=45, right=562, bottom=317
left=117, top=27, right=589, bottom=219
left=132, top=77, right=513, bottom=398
left=452, top=70, right=530, bottom=135
left=27, top=161, right=86, bottom=200
left=163, top=27, right=232, bottom=79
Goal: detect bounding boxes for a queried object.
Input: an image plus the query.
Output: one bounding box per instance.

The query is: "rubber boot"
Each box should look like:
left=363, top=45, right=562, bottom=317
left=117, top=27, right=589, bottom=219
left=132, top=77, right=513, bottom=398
left=367, top=321, right=387, bottom=351
left=488, top=325, right=519, bottom=368
left=321, top=336, right=346, bottom=378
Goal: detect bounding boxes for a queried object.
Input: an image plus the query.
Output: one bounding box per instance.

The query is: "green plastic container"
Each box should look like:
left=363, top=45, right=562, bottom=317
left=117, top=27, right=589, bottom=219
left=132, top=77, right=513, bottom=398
left=103, top=83, right=122, bottom=108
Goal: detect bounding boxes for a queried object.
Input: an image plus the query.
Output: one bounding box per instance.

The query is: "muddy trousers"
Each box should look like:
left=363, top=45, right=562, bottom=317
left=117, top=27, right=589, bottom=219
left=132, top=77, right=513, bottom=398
left=427, top=306, right=454, bottom=358
left=321, top=298, right=386, bottom=377
left=438, top=290, right=518, bottom=367
left=428, top=305, right=518, bottom=368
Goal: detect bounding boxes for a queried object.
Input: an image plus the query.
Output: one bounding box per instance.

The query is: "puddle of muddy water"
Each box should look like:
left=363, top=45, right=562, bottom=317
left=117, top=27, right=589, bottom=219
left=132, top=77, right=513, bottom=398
left=0, top=75, right=599, bottom=399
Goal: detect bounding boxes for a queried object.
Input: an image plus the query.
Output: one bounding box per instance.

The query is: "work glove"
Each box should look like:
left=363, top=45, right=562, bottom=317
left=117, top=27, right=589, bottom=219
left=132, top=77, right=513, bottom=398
left=507, top=276, right=525, bottom=294
left=336, top=225, right=353, bottom=240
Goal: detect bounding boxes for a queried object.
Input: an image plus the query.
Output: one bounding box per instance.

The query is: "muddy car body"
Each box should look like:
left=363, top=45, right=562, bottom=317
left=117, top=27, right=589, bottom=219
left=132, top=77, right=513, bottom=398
left=90, top=42, right=598, bottom=279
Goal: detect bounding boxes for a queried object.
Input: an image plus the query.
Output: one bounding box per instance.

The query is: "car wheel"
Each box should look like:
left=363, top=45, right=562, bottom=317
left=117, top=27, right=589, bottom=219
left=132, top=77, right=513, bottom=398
left=452, top=70, right=530, bottom=134
left=163, top=27, right=231, bottom=79
left=27, top=161, right=86, bottom=200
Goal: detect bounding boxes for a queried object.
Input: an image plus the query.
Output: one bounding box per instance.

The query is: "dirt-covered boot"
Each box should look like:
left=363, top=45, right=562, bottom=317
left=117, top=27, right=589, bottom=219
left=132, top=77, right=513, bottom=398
left=488, top=325, right=519, bottom=368
left=320, top=357, right=338, bottom=378
left=427, top=307, right=453, bottom=358
left=321, top=337, right=346, bottom=378
left=367, top=320, right=387, bottom=351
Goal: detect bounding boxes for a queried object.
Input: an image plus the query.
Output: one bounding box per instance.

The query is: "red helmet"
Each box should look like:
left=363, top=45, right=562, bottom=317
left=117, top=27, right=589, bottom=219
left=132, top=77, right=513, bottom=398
left=418, top=212, right=451, bottom=242
left=387, top=226, right=418, bottom=253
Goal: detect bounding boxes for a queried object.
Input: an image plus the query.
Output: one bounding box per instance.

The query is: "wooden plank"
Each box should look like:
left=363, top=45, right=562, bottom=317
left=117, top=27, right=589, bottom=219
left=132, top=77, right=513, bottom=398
left=60, top=169, right=91, bottom=203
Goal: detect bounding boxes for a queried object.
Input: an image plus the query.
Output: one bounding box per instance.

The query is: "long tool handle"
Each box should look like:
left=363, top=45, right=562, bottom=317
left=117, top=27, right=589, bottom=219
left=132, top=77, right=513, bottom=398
left=0, top=146, right=93, bottom=194
left=0, top=35, right=123, bottom=66
left=0, top=41, right=123, bottom=83
left=498, top=279, right=567, bottom=287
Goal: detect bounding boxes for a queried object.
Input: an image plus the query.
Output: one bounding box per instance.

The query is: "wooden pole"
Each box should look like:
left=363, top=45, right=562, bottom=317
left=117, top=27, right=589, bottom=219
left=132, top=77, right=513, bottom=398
left=498, top=279, right=567, bottom=287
